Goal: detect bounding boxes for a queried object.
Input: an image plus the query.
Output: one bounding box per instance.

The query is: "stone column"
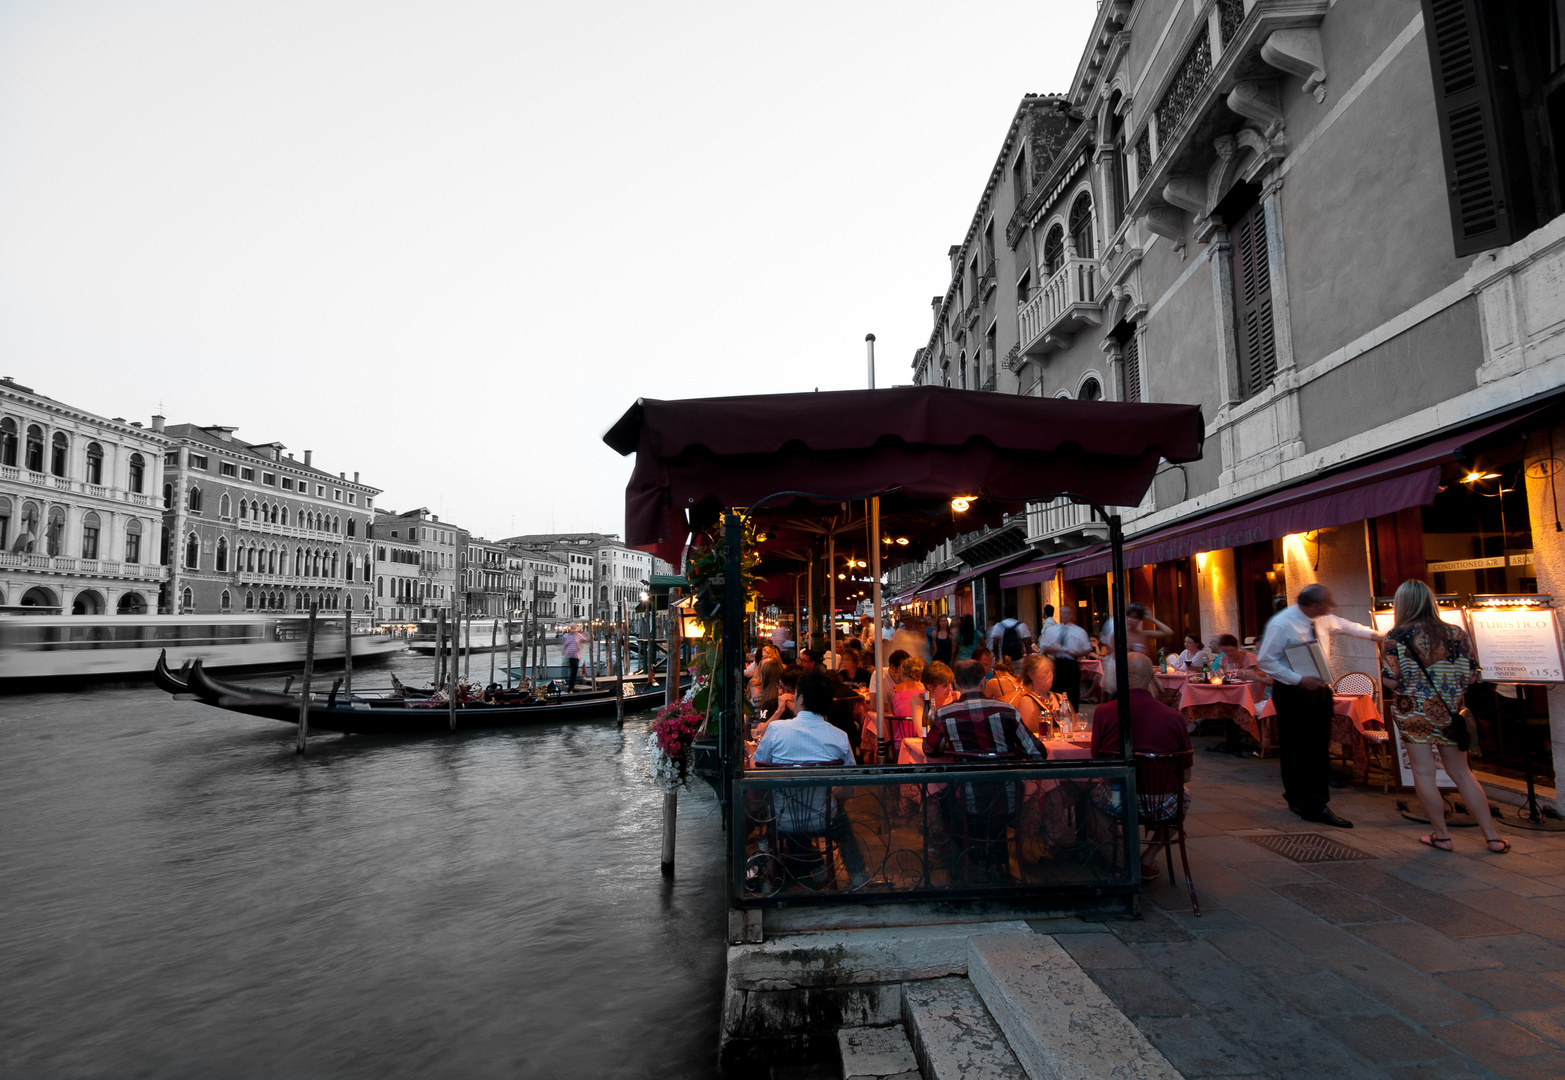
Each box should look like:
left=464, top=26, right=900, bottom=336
left=1522, top=424, right=1565, bottom=809
left=1281, top=524, right=1378, bottom=681
left=1196, top=548, right=1241, bottom=641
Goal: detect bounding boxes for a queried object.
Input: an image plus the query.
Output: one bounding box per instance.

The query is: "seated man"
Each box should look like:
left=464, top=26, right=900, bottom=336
left=1090, top=651, right=1193, bottom=878
left=752, top=671, right=869, bottom=888
left=837, top=646, right=871, bottom=688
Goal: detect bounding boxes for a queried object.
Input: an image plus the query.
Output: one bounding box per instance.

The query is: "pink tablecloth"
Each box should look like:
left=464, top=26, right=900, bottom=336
left=1179, top=679, right=1273, bottom=753
left=899, top=736, right=1092, bottom=799
left=1258, top=692, right=1384, bottom=781
left=1153, top=671, right=1189, bottom=707
left=1079, top=657, right=1105, bottom=702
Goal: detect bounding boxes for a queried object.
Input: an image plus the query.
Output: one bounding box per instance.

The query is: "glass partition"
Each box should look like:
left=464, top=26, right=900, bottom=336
left=732, top=760, right=1140, bottom=906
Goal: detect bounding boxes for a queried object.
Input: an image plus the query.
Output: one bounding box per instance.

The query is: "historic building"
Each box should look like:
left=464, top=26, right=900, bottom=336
left=370, top=523, right=423, bottom=624
left=162, top=427, right=380, bottom=616
left=511, top=549, right=567, bottom=627
left=898, top=0, right=1565, bottom=789
left=372, top=508, right=464, bottom=621
left=501, top=532, right=664, bottom=626
left=0, top=377, right=170, bottom=614
left=461, top=536, right=517, bottom=618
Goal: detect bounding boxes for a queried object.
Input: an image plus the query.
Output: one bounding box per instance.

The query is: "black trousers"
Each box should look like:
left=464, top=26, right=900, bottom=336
left=1274, top=683, right=1335, bottom=813
left=1054, top=656, right=1082, bottom=710
left=566, top=657, right=580, bottom=692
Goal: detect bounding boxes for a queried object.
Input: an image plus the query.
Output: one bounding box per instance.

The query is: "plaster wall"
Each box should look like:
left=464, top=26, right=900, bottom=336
left=1143, top=249, right=1221, bottom=415
left=1522, top=423, right=1565, bottom=811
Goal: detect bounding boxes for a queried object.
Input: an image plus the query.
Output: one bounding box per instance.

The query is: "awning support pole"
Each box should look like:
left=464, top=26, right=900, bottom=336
left=722, top=512, right=743, bottom=809
left=871, top=497, right=885, bottom=763
left=1108, top=512, right=1138, bottom=882
left=827, top=530, right=836, bottom=667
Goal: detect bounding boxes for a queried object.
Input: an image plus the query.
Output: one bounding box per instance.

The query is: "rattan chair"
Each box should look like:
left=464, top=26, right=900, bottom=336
left=1334, top=672, right=1394, bottom=792
left=1134, top=749, right=1198, bottom=916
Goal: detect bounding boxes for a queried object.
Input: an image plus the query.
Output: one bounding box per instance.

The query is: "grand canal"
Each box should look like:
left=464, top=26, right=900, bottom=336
left=0, top=654, right=727, bottom=1079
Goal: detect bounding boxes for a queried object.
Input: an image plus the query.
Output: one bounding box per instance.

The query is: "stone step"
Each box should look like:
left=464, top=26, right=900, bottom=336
left=837, top=1024, right=921, bottom=1080
left=966, top=933, right=1184, bottom=1080
left=901, top=977, right=1027, bottom=1080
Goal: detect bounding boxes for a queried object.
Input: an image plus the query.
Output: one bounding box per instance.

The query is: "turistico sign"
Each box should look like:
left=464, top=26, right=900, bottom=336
left=1469, top=608, right=1565, bottom=683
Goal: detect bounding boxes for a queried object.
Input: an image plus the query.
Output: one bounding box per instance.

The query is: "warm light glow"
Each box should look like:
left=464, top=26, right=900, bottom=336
left=951, top=496, right=971, bottom=513
left=755, top=532, right=767, bottom=542
left=1195, top=551, right=1208, bottom=571
left=837, top=573, right=846, bottom=579
left=1463, top=471, right=1500, bottom=484
left=895, top=537, right=909, bottom=546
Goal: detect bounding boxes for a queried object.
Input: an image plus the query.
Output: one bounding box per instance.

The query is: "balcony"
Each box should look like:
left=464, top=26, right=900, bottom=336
left=0, top=550, right=168, bottom=580
left=1025, top=498, right=1108, bottom=552
left=1019, top=258, right=1102, bottom=357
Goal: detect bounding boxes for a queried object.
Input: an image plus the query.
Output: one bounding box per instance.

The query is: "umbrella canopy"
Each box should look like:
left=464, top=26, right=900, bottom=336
left=604, top=386, right=1205, bottom=564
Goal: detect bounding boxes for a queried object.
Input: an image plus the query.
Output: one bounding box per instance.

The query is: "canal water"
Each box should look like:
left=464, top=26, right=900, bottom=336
left=0, top=652, right=728, bottom=1079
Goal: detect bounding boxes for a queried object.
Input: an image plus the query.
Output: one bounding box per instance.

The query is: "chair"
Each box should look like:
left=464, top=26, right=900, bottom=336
left=751, top=760, right=843, bottom=890
left=1133, top=750, right=1198, bottom=916
left=945, top=750, right=1025, bottom=882
left=1334, top=672, right=1393, bottom=792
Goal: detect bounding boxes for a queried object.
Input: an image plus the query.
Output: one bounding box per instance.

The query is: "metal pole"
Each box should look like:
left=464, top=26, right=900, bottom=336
left=616, top=600, right=625, bottom=722
left=871, top=497, right=885, bottom=763
left=665, top=587, right=681, bottom=708
left=296, top=602, right=317, bottom=754
left=722, top=513, right=743, bottom=805
left=866, top=332, right=876, bottom=390
left=793, top=573, right=801, bottom=662
left=1108, top=512, right=1137, bottom=881
left=827, top=530, right=836, bottom=668
left=463, top=608, right=471, bottom=682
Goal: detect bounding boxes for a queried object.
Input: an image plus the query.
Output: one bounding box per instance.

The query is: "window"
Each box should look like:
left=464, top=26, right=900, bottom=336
left=1042, top=224, right=1066, bottom=277
left=239, top=500, right=248, bottom=520
left=125, top=520, right=142, bottom=564
left=1069, top=192, right=1095, bottom=259
left=128, top=453, right=144, bottom=494
left=1078, top=377, right=1102, bottom=401
left=81, top=512, right=100, bottom=559
left=185, top=533, right=200, bottom=569
left=221, top=462, right=236, bottom=477
left=0, top=418, right=15, bottom=467
left=220, top=589, right=231, bottom=612
left=281, top=507, right=288, bottom=526
left=189, top=454, right=208, bottom=471
left=1421, top=0, right=1565, bottom=255
left=50, top=432, right=68, bottom=477
left=181, top=587, right=192, bottom=613
left=333, top=489, right=341, bottom=502
left=1230, top=194, right=1278, bottom=398
left=163, top=483, right=173, bottom=510
left=317, top=485, right=325, bottom=497
left=216, top=537, right=229, bottom=572
left=246, top=546, right=255, bottom=572
left=188, top=486, right=203, bottom=514
left=348, top=493, right=357, bottom=505
left=25, top=425, right=43, bottom=472
left=1011, top=149, right=1027, bottom=204
left=246, top=591, right=255, bottom=611
left=164, top=451, right=177, bottom=468
left=347, top=518, right=356, bottom=538
left=45, top=506, right=64, bottom=555
left=263, top=472, right=275, bottom=486
left=1123, top=330, right=1142, bottom=403
left=0, top=496, right=9, bottom=549
left=282, top=477, right=293, bottom=491
left=240, top=467, right=254, bottom=482
left=85, top=443, right=103, bottom=484
left=220, top=493, right=231, bottom=518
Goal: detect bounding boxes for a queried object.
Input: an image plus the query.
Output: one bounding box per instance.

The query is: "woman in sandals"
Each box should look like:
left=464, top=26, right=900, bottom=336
left=1381, top=579, right=1508, bottom=854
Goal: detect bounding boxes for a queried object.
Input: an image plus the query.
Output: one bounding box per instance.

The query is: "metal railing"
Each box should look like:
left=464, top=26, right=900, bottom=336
left=1027, top=497, right=1103, bottom=541
left=732, top=760, right=1139, bottom=906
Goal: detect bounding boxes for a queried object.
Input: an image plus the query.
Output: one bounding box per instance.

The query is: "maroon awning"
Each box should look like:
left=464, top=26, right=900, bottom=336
left=1000, top=543, right=1106, bottom=589
left=1060, top=419, right=1516, bottom=580
left=604, top=386, right=1206, bottom=564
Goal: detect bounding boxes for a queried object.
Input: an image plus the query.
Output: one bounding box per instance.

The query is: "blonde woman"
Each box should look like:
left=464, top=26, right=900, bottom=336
left=1014, top=654, right=1073, bottom=737
left=1381, top=579, right=1507, bottom=854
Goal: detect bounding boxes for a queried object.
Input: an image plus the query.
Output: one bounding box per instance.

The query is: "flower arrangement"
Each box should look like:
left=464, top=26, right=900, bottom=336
left=647, top=699, right=705, bottom=792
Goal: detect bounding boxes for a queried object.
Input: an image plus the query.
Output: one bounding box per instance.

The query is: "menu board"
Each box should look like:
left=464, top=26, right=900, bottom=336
left=1468, top=608, right=1565, bottom=683
left=1370, top=608, right=1465, bottom=633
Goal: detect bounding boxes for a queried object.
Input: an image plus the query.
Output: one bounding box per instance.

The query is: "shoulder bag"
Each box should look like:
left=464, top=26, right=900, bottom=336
left=1401, top=632, right=1479, bottom=757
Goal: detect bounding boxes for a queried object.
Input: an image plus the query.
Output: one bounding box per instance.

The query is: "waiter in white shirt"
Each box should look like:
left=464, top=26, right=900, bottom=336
left=1257, top=583, right=1383, bottom=828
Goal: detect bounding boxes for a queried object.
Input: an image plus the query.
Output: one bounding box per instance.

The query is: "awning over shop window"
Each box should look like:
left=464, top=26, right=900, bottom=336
left=922, top=550, right=1035, bottom=600
left=1000, top=543, right=1107, bottom=589
left=1060, top=418, right=1523, bottom=580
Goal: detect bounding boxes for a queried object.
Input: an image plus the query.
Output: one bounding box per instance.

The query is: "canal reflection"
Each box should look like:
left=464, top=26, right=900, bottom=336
left=0, top=659, right=726, bottom=1079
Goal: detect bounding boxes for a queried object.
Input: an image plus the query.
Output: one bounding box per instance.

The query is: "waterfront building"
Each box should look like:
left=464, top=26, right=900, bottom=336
left=460, top=536, right=515, bottom=618
left=511, top=548, right=567, bottom=629
left=162, top=427, right=380, bottom=616
left=373, top=508, right=464, bottom=621
left=898, top=0, right=1565, bottom=786
left=0, top=377, right=171, bottom=614
left=369, top=522, right=423, bottom=624
left=500, top=531, right=666, bottom=626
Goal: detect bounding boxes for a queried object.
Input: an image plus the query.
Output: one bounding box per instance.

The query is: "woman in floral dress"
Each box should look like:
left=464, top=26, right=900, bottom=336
left=1381, top=579, right=1508, bottom=853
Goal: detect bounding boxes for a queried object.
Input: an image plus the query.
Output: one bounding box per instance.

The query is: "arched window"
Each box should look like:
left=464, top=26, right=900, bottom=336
left=185, top=533, right=200, bottom=569
left=216, top=537, right=228, bottom=572
left=1078, top=377, right=1102, bottom=401
left=0, top=418, right=16, bottom=467
left=85, top=442, right=103, bottom=485
left=80, top=512, right=100, bottom=560
left=50, top=432, right=68, bottom=477
left=0, top=495, right=10, bottom=551
left=125, top=519, right=142, bottom=564
left=128, top=453, right=145, bottom=494
left=281, top=506, right=289, bottom=526
left=188, top=486, right=203, bottom=514
left=1042, top=224, right=1066, bottom=277
left=245, top=591, right=255, bottom=611
left=45, top=506, right=65, bottom=556
left=220, top=589, right=232, bottom=612
left=268, top=548, right=277, bottom=574
left=251, top=500, right=259, bottom=520
left=239, top=499, right=248, bottom=520
left=1069, top=192, right=1095, bottom=258
left=333, top=516, right=340, bottom=534
left=377, top=576, right=385, bottom=597
left=331, top=551, right=339, bottom=578
left=25, top=425, right=43, bottom=472
left=246, top=546, right=256, bottom=572
left=181, top=587, right=193, bottom=613
left=17, top=501, right=40, bottom=554
left=347, top=518, right=356, bottom=538
left=219, top=493, right=231, bottom=519
left=294, top=547, right=303, bottom=576
left=163, top=483, right=173, bottom=510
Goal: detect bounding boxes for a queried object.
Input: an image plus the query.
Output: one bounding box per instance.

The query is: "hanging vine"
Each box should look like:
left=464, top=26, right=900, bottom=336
left=682, top=517, right=761, bottom=729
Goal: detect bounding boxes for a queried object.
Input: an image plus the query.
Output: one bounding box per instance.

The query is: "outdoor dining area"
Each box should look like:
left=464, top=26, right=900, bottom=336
left=605, top=385, right=1208, bottom=916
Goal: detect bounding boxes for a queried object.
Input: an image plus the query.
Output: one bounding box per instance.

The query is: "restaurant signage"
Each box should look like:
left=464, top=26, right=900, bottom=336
left=1426, top=554, right=1534, bottom=573
left=1468, top=608, right=1565, bottom=683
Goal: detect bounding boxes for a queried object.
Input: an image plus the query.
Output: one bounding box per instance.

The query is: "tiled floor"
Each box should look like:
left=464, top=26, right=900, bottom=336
left=1035, top=739, right=1565, bottom=1080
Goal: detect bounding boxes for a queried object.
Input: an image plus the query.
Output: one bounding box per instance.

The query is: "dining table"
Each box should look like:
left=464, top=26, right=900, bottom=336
left=1152, top=670, right=1190, bottom=708
left=1178, top=678, right=1274, bottom=754
left=1257, top=692, right=1384, bottom=782
left=1079, top=656, right=1104, bottom=701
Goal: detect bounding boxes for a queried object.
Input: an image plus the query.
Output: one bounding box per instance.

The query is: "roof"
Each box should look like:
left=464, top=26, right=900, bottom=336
left=164, top=423, right=381, bottom=493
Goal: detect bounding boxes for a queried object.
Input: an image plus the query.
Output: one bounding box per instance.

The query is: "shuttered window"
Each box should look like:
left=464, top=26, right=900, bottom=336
left=1123, top=330, right=1142, bottom=403
left=1231, top=201, right=1277, bottom=398
left=1420, top=0, right=1516, bottom=254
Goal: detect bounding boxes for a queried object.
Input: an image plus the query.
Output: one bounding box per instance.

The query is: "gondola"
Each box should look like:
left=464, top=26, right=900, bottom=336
left=152, top=652, right=194, bottom=696
left=164, top=654, right=681, bottom=735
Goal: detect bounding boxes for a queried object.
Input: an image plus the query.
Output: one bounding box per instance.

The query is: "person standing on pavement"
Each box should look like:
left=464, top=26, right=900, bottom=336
left=988, top=608, right=1032, bottom=665
left=1039, top=604, right=1094, bottom=710
left=1256, top=583, right=1383, bottom=828
left=561, top=624, right=588, bottom=692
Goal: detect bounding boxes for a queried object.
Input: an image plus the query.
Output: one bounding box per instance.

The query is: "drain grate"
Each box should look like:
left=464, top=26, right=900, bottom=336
left=1243, top=832, right=1375, bottom=863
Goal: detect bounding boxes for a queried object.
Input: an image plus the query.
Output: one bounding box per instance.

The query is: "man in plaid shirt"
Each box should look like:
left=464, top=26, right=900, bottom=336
left=927, top=660, right=1046, bottom=760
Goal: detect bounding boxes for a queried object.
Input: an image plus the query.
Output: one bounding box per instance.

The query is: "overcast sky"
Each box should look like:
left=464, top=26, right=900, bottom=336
left=0, top=0, right=1096, bottom=540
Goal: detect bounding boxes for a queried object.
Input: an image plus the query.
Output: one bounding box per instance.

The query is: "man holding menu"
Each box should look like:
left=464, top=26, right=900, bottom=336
left=1257, top=584, right=1384, bottom=828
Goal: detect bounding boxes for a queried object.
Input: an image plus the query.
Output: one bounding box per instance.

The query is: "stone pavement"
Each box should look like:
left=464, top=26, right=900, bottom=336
left=1033, top=738, right=1565, bottom=1080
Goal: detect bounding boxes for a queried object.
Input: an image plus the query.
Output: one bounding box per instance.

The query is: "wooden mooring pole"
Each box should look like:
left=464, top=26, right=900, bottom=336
left=435, top=610, right=447, bottom=688
left=296, top=602, right=318, bottom=755
left=343, top=609, right=353, bottom=697
left=615, top=600, right=625, bottom=723
left=448, top=603, right=459, bottom=733
left=662, top=587, right=681, bottom=876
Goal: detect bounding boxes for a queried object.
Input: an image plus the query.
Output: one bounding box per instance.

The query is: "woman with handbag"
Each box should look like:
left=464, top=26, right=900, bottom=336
left=1381, top=579, right=1508, bottom=854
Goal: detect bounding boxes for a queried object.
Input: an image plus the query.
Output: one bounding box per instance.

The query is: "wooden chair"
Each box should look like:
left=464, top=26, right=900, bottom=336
left=1134, top=750, right=1198, bottom=916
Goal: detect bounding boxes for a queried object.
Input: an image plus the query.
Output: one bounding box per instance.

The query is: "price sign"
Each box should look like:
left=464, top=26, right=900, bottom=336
left=1469, top=608, right=1565, bottom=683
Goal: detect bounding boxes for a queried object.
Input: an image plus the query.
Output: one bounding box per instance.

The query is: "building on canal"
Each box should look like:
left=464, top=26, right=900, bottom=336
left=369, top=522, right=423, bottom=625
left=161, top=427, right=380, bottom=617
left=512, top=548, right=568, bottom=629
left=892, top=0, right=1565, bottom=791
left=461, top=536, right=517, bottom=618
left=0, top=377, right=171, bottom=615
left=372, top=508, right=465, bottom=621
left=500, top=531, right=667, bottom=627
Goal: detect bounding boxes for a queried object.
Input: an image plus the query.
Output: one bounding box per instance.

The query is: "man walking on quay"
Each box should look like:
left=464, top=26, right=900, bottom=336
left=1257, top=584, right=1383, bottom=828
left=562, top=624, right=587, bottom=692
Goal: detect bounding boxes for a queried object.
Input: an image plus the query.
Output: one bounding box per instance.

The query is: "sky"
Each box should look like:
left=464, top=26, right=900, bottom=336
left=0, top=0, right=1098, bottom=541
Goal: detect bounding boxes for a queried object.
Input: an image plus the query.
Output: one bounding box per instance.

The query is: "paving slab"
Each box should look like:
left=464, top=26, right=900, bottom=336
left=1438, top=968, right=1565, bottom=1011
left=1347, top=921, right=1505, bottom=973
left=837, top=1024, right=919, bottom=1080
left=900, top=977, right=1025, bottom=1080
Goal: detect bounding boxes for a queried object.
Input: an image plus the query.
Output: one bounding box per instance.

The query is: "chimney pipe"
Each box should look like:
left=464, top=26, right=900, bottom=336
left=304, top=450, right=313, bottom=467
left=866, top=333, right=876, bottom=389
left=354, top=471, right=359, bottom=483
left=151, top=414, right=165, bottom=432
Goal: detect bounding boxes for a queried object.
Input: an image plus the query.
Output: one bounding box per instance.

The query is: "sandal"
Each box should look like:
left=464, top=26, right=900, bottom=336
left=1140, top=863, right=1162, bottom=880
left=1486, top=837, right=1512, bottom=855
left=1419, top=833, right=1454, bottom=852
